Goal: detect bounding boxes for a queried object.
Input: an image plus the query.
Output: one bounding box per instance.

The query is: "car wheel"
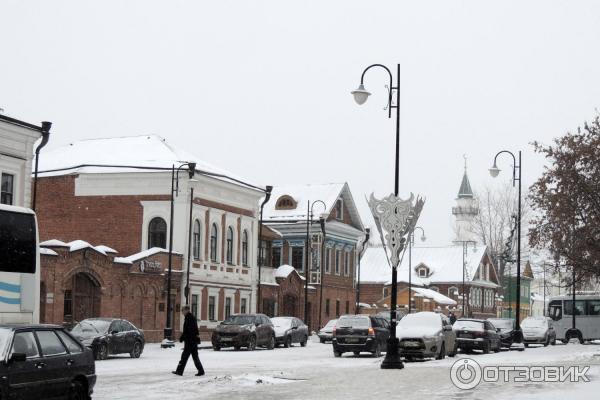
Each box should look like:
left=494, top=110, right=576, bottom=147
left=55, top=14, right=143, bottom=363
left=551, top=337, right=556, bottom=346
left=248, top=335, right=257, bottom=351
left=130, top=341, right=142, bottom=358
left=95, top=343, right=108, bottom=360
left=267, top=336, right=275, bottom=350
left=524, top=343, right=529, bottom=348
left=334, top=351, right=342, bottom=357
left=354, top=351, right=360, bottom=356
left=284, top=336, right=292, bottom=348
left=213, top=345, right=221, bottom=351
left=69, top=380, right=86, bottom=400
left=234, top=346, right=241, bottom=351
left=373, top=342, right=382, bottom=358
left=482, top=341, right=490, bottom=354
left=300, top=336, right=307, bottom=347
left=319, top=338, right=325, bottom=344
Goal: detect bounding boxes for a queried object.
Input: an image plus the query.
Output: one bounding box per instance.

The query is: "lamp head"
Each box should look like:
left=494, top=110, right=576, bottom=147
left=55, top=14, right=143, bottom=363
left=420, top=234, right=426, bottom=242
left=188, top=162, right=196, bottom=179
left=351, top=84, right=371, bottom=105
left=489, top=162, right=500, bottom=178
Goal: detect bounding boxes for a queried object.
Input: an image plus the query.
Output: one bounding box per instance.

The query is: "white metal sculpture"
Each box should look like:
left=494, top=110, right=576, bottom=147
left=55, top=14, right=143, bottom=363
left=367, top=192, right=425, bottom=268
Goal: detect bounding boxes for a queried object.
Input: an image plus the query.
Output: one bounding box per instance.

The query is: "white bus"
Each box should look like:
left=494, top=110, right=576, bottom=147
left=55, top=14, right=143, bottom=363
left=0, top=204, right=40, bottom=324
left=548, top=294, right=600, bottom=343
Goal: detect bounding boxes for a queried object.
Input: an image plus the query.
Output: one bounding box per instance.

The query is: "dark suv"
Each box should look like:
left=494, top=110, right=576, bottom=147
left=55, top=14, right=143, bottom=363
left=454, top=318, right=501, bottom=353
left=332, top=315, right=390, bottom=357
left=0, top=324, right=96, bottom=400
left=212, top=314, right=275, bottom=351
left=71, top=318, right=145, bottom=360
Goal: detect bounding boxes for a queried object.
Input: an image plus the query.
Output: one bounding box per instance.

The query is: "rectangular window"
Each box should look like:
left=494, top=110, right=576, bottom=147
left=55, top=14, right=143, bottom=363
left=271, top=247, right=281, bottom=267
left=241, top=298, right=247, bottom=314
left=191, top=295, right=199, bottom=318
left=344, top=252, right=349, bottom=276
left=325, top=299, right=330, bottom=316
left=335, top=250, right=340, bottom=275
left=291, top=246, right=304, bottom=272
left=325, top=248, right=331, bottom=274
left=587, top=300, right=600, bottom=316
left=335, top=300, right=340, bottom=317
left=564, top=300, right=586, bottom=316
left=345, top=300, right=349, bottom=314
left=335, top=199, right=343, bottom=220
left=262, top=299, right=275, bottom=317
left=64, top=290, right=72, bottom=319
left=225, top=297, right=232, bottom=319
left=1, top=173, right=14, bottom=205
left=208, top=296, right=216, bottom=321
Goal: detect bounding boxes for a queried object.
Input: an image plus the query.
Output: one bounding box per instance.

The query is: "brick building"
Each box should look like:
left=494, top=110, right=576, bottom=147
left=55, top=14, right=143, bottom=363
left=258, top=183, right=366, bottom=331
left=39, top=240, right=182, bottom=342
left=35, top=135, right=265, bottom=340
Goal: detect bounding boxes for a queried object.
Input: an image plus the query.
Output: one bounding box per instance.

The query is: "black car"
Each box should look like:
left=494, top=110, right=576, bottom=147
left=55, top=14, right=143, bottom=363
left=332, top=314, right=390, bottom=357
left=211, top=314, right=275, bottom=351
left=0, top=324, right=96, bottom=400
left=71, top=318, right=145, bottom=360
left=453, top=318, right=501, bottom=354
left=488, top=318, right=517, bottom=348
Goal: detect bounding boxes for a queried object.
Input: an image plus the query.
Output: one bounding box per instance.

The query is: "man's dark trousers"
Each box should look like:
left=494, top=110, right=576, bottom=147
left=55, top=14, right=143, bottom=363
left=175, top=341, right=204, bottom=375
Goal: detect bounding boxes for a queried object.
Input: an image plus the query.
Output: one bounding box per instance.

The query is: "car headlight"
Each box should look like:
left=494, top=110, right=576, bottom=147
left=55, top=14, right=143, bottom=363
left=423, top=335, right=438, bottom=342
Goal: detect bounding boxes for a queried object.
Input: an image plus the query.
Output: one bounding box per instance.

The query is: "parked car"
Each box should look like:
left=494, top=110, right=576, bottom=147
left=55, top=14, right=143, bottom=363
left=332, top=314, right=389, bottom=357
left=271, top=317, right=309, bottom=347
left=318, top=319, right=337, bottom=343
left=396, top=312, right=457, bottom=360
left=211, top=314, right=275, bottom=351
left=453, top=318, right=501, bottom=354
left=488, top=318, right=517, bottom=348
left=0, top=324, right=96, bottom=400
left=522, top=316, right=556, bottom=346
left=71, top=318, right=145, bottom=360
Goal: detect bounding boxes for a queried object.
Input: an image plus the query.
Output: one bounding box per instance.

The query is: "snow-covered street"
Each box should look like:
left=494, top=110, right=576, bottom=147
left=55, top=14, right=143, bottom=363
left=94, top=337, right=600, bottom=400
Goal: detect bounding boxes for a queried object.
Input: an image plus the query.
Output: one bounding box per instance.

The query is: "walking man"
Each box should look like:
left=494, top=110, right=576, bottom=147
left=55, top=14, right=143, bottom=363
left=172, top=305, right=205, bottom=376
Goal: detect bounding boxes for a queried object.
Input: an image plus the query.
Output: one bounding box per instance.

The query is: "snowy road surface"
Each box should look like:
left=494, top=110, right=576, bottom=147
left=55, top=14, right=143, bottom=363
left=94, top=337, right=600, bottom=400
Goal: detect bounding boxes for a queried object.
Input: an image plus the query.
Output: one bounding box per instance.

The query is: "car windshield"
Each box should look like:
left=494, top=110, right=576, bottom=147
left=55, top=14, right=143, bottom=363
left=271, top=318, right=292, bottom=328
left=222, top=315, right=256, bottom=325
left=0, top=328, right=11, bottom=355
left=324, top=319, right=337, bottom=328
left=398, top=313, right=441, bottom=329
left=522, top=318, right=547, bottom=328
left=337, top=316, right=370, bottom=328
left=71, top=320, right=111, bottom=335
left=488, top=319, right=514, bottom=330
left=454, top=320, right=484, bottom=331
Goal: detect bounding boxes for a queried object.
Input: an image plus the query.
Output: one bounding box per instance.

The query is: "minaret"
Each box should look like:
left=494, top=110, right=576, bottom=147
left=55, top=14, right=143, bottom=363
left=452, top=156, right=479, bottom=244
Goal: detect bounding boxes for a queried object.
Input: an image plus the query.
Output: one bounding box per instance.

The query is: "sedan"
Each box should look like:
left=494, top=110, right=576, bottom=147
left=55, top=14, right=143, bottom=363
left=397, top=312, right=457, bottom=360
left=317, top=319, right=337, bottom=343
left=488, top=318, right=518, bottom=348
left=522, top=316, right=556, bottom=346
left=271, top=317, right=309, bottom=347
left=71, top=318, right=145, bottom=360
left=454, top=318, right=501, bottom=354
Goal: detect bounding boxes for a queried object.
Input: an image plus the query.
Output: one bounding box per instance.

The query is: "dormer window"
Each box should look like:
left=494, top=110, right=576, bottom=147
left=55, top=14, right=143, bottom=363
left=275, top=195, right=297, bottom=210
left=417, top=266, right=428, bottom=278
left=335, top=199, right=343, bottom=220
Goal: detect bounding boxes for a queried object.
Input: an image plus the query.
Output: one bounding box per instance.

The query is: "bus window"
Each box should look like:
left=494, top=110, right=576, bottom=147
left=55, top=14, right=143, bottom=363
left=564, top=300, right=586, bottom=316
left=549, top=300, right=562, bottom=321
left=0, top=209, right=37, bottom=274
left=587, top=300, right=600, bottom=316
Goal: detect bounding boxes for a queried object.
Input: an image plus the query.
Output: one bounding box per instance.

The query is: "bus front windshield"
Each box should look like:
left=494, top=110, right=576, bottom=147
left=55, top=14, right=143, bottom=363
left=0, top=209, right=37, bottom=274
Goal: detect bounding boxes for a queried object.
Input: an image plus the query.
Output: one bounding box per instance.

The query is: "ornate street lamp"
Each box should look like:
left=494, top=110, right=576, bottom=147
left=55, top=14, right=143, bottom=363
left=489, top=150, right=524, bottom=345
left=408, top=226, right=426, bottom=314
left=353, top=63, right=425, bottom=370
left=304, top=200, right=327, bottom=330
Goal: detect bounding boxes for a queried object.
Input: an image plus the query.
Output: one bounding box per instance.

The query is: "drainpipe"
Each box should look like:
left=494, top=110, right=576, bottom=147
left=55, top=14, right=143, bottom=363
left=257, top=185, right=273, bottom=313
left=32, top=121, right=52, bottom=211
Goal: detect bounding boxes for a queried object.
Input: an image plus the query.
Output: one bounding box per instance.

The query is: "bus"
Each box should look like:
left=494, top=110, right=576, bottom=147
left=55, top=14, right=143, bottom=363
left=0, top=204, right=40, bottom=324
left=548, top=294, right=600, bottom=343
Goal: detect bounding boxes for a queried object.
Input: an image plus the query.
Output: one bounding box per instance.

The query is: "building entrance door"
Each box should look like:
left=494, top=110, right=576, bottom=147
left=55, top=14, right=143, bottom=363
left=72, top=273, right=101, bottom=322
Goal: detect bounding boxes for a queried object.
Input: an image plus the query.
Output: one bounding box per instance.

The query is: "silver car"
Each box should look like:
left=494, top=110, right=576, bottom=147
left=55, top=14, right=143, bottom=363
left=318, top=319, right=337, bottom=343
left=271, top=317, right=309, bottom=347
left=522, top=316, right=556, bottom=347
left=397, top=312, right=457, bottom=360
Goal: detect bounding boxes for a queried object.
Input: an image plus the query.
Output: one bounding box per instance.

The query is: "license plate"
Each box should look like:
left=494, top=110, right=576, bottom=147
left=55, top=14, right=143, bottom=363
left=221, top=337, right=232, bottom=342
left=403, top=341, right=420, bottom=347
left=346, top=338, right=359, bottom=343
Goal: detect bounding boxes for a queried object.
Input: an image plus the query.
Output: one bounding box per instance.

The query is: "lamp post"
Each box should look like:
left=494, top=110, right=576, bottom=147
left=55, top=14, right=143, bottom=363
left=356, top=228, right=371, bottom=314
left=257, top=186, right=273, bottom=313
left=353, top=63, right=425, bottom=370
left=408, top=227, right=426, bottom=314
left=163, top=162, right=196, bottom=347
left=185, top=181, right=198, bottom=305
left=317, top=215, right=326, bottom=330
left=304, top=200, right=328, bottom=330
left=489, top=150, right=523, bottom=343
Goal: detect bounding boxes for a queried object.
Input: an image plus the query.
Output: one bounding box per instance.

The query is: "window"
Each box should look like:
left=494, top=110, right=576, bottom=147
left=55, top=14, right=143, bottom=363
left=344, top=252, right=349, bottom=276
left=587, top=300, right=600, bottom=316
left=193, top=220, right=201, bottom=260
left=148, top=217, right=167, bottom=248
left=1, top=173, right=14, bottom=205
left=64, top=290, right=73, bottom=319
left=121, top=321, right=135, bottom=331
left=262, top=299, right=275, bottom=317
left=418, top=267, right=427, bottom=278
left=36, top=330, right=67, bottom=356
left=335, top=250, right=340, bottom=275
left=275, top=195, right=296, bottom=210
left=242, top=230, right=249, bottom=266
left=56, top=330, right=82, bottom=354
left=448, top=287, right=459, bottom=297
left=335, top=300, right=340, bottom=317
left=345, top=300, right=349, bottom=314
left=225, top=297, right=232, bottom=319
left=564, top=300, right=586, bottom=316
left=11, top=331, right=39, bottom=358
left=241, top=298, right=247, bottom=314
left=335, top=199, right=343, bottom=220
left=291, top=246, right=304, bottom=272
left=326, top=299, right=330, bottom=316
left=208, top=296, right=216, bottom=321
left=210, top=224, right=218, bottom=262
left=191, top=294, right=199, bottom=318
left=325, top=248, right=331, bottom=273
left=226, top=227, right=234, bottom=264
left=271, top=247, right=281, bottom=267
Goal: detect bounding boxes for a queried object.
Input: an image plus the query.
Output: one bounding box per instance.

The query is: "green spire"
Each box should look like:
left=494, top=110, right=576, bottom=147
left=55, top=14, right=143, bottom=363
left=458, top=155, right=473, bottom=198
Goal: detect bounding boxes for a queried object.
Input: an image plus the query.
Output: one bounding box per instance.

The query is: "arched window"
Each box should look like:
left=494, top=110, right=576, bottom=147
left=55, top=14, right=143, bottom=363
left=193, top=220, right=201, bottom=260
left=242, top=230, right=249, bottom=266
left=210, top=223, right=218, bottom=262
left=226, top=227, right=234, bottom=264
left=148, top=217, right=167, bottom=249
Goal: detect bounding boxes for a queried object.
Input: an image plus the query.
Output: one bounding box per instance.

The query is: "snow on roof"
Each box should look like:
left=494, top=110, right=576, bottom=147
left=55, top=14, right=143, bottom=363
left=41, top=239, right=113, bottom=256
left=37, top=134, right=262, bottom=190
left=40, top=239, right=69, bottom=247
left=274, top=264, right=305, bottom=280
left=40, top=248, right=58, bottom=256
left=113, top=247, right=180, bottom=264
left=263, top=183, right=345, bottom=222
left=359, top=244, right=491, bottom=286
left=358, top=303, right=372, bottom=309
left=411, top=287, right=457, bottom=305
left=95, top=245, right=118, bottom=254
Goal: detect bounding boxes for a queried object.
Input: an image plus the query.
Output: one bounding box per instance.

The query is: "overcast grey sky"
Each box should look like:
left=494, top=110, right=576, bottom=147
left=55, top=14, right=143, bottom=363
left=2, top=1, right=600, bottom=246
